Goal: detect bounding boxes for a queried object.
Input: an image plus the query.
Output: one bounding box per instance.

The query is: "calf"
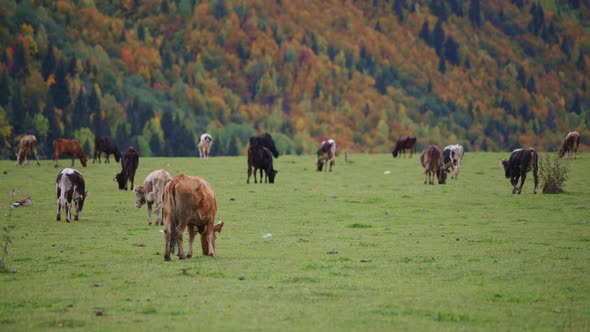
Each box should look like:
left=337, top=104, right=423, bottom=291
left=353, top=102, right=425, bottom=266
left=134, top=169, right=172, bottom=226
left=247, top=145, right=278, bottom=184
left=198, top=133, right=213, bottom=160
left=94, top=136, right=121, bottom=164
left=53, top=138, right=89, bottom=168
left=56, top=168, right=87, bottom=222
left=559, top=131, right=581, bottom=160
left=115, top=147, right=139, bottom=190
left=443, top=144, right=464, bottom=179
left=501, top=148, right=539, bottom=194
left=317, top=139, right=336, bottom=172
left=420, top=145, right=447, bottom=185
left=392, top=136, right=417, bottom=158
left=15, top=134, right=41, bottom=166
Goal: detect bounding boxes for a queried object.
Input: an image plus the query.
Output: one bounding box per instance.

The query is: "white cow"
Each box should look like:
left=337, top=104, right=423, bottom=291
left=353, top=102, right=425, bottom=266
left=134, top=169, right=173, bottom=225
left=198, top=133, right=213, bottom=160
left=443, top=144, right=464, bottom=179
left=56, top=168, right=87, bottom=222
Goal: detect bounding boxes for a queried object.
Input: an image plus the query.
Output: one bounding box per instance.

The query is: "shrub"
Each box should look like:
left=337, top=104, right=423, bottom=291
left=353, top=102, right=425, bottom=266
left=540, top=153, right=569, bottom=194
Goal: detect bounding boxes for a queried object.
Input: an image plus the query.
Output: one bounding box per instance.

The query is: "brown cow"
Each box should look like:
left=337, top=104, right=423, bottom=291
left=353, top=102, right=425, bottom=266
left=53, top=139, right=89, bottom=168
left=163, top=174, right=221, bottom=261
left=559, top=131, right=581, bottom=160
left=392, top=136, right=417, bottom=158
left=420, top=145, right=447, bottom=185
left=15, top=135, right=41, bottom=166
left=134, top=169, right=172, bottom=226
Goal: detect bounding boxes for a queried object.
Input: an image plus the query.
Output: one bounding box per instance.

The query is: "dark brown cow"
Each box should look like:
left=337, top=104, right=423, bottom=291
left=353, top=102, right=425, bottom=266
left=163, top=174, right=221, bottom=261
left=316, top=139, right=336, bottom=172
left=15, top=135, right=40, bottom=166
left=392, top=136, right=417, bottom=158
left=501, top=148, right=539, bottom=194
left=420, top=145, right=447, bottom=185
left=559, top=131, right=581, bottom=160
left=94, top=136, right=121, bottom=164
left=115, top=147, right=139, bottom=190
left=53, top=138, right=89, bottom=168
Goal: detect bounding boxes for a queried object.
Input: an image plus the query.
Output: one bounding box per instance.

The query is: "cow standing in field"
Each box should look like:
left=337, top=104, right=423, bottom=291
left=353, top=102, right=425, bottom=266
left=392, top=136, right=417, bottom=158
left=501, top=148, right=539, bottom=194
left=56, top=168, right=87, bottom=222
left=15, top=135, right=41, bottom=166
left=198, top=133, right=213, bottom=160
left=163, top=174, right=221, bottom=261
left=247, top=145, right=279, bottom=183
left=443, top=144, right=464, bottom=180
left=134, top=169, right=172, bottom=226
left=53, top=138, right=89, bottom=168
left=247, top=133, right=279, bottom=184
left=420, top=145, right=447, bottom=185
left=115, top=147, right=139, bottom=190
left=559, top=131, right=581, bottom=160
left=94, top=136, right=121, bottom=164
left=317, top=139, right=336, bottom=172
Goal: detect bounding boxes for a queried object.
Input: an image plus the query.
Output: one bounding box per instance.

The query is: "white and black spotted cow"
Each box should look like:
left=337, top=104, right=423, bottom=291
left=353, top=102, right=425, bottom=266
left=56, top=168, right=87, bottom=222
left=443, top=144, right=464, bottom=179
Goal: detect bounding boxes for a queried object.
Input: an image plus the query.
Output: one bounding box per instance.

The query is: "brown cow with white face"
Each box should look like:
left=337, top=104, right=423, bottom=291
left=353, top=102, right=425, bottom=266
left=16, top=135, right=41, bottom=166
left=420, top=145, right=447, bottom=185
left=134, top=169, right=172, bottom=226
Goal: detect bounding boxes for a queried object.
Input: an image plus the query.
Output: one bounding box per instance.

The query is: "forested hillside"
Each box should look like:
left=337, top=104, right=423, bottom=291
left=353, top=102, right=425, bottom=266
left=0, top=0, right=588, bottom=158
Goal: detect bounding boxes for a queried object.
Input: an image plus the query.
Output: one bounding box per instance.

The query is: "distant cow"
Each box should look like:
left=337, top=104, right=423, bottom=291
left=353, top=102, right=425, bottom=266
left=163, top=174, right=221, bottom=261
left=392, top=136, right=417, bottom=158
left=198, top=133, right=213, bottom=160
left=247, top=133, right=279, bottom=184
left=559, top=131, right=581, bottom=160
left=15, top=135, right=40, bottom=166
left=247, top=145, right=278, bottom=184
left=94, top=136, right=121, bottom=164
left=56, top=168, right=87, bottom=222
left=443, top=144, right=464, bottom=180
left=420, top=145, right=447, bottom=185
left=53, top=138, right=89, bottom=168
left=115, top=147, right=139, bottom=190
left=134, top=169, right=172, bottom=226
left=317, top=139, right=336, bottom=172
left=501, top=148, right=539, bottom=194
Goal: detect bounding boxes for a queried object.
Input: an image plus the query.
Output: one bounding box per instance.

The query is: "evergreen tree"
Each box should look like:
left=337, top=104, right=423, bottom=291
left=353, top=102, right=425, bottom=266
left=393, top=0, right=404, bottom=22
left=0, top=71, right=9, bottom=107
left=526, top=77, right=536, bottom=93
left=419, top=20, right=430, bottom=44
left=545, top=105, right=556, bottom=130
left=469, top=0, right=481, bottom=27
left=41, top=43, right=56, bottom=81
left=11, top=40, right=28, bottom=79
left=571, top=92, right=582, bottom=114
left=444, top=36, right=460, bottom=66
left=51, top=60, right=70, bottom=110
left=576, top=51, right=586, bottom=71
left=517, top=66, right=526, bottom=87
left=161, top=0, right=169, bottom=14
left=432, top=19, right=445, bottom=56
left=72, top=89, right=88, bottom=130
left=438, top=53, right=447, bottom=73
left=45, top=93, right=60, bottom=156
left=87, top=84, right=100, bottom=130
left=10, top=85, right=25, bottom=135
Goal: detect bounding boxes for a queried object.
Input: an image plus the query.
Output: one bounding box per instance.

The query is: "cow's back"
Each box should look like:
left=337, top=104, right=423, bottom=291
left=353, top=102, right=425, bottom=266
left=167, top=174, right=217, bottom=225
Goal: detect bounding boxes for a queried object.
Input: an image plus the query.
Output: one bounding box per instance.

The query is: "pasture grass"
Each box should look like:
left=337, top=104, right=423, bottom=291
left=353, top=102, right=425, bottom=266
left=0, top=153, right=589, bottom=331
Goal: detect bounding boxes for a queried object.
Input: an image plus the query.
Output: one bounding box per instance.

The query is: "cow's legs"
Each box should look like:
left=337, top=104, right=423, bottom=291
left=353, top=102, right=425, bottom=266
left=247, top=165, right=252, bottom=183
left=205, top=226, right=215, bottom=257
left=176, top=225, right=186, bottom=259
left=186, top=225, right=196, bottom=258
left=53, top=153, right=59, bottom=168
left=164, top=228, right=172, bottom=261
left=147, top=202, right=153, bottom=225
left=56, top=200, right=61, bottom=221
left=517, top=172, right=527, bottom=194
left=511, top=175, right=520, bottom=194
left=33, top=149, right=40, bottom=165
left=74, top=200, right=80, bottom=221
left=70, top=156, right=75, bottom=167
left=65, top=201, right=72, bottom=222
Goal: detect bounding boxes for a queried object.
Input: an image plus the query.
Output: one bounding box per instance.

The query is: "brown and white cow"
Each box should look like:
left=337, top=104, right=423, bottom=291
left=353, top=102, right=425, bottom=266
left=501, top=148, right=539, bottom=194
left=420, top=145, right=447, bottom=185
left=134, top=169, right=172, bottom=226
left=15, top=135, right=41, bottom=166
left=53, top=138, right=89, bottom=168
left=443, top=144, right=464, bottom=179
left=559, top=131, right=581, bottom=160
left=198, top=133, right=212, bottom=160
left=163, top=174, right=221, bottom=261
left=317, top=139, right=336, bottom=172
left=56, top=168, right=87, bottom=222
left=392, top=136, right=417, bottom=158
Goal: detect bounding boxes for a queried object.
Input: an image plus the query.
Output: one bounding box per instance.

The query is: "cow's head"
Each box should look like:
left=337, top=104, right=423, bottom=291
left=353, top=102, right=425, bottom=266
left=114, top=149, right=122, bottom=163
left=268, top=169, right=279, bottom=183
left=316, top=157, right=324, bottom=171
left=500, top=159, right=510, bottom=178
left=114, top=172, right=126, bottom=190
left=77, top=191, right=88, bottom=211
left=392, top=147, right=399, bottom=158
left=81, top=154, right=89, bottom=167
left=437, top=167, right=448, bottom=184
left=133, top=185, right=146, bottom=208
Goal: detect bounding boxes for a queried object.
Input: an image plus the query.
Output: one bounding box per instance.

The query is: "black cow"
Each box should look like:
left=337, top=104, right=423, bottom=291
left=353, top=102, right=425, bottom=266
left=94, top=136, right=121, bottom=164
left=392, top=136, right=417, bottom=158
left=56, top=168, right=87, bottom=222
left=247, top=145, right=278, bottom=184
left=115, top=147, right=139, bottom=190
left=249, top=133, right=279, bottom=158
left=501, top=148, right=539, bottom=194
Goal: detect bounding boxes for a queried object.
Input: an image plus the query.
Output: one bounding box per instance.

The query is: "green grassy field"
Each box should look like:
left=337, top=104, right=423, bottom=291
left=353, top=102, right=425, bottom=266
left=0, top=153, right=589, bottom=331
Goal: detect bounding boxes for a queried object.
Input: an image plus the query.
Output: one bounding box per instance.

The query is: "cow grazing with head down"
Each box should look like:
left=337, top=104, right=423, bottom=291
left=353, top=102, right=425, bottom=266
left=317, top=139, right=336, bottom=172
left=134, top=169, right=172, bottom=226
left=501, top=148, right=539, bottom=194
left=94, top=136, right=121, bottom=164
left=15, top=135, right=41, bottom=166
left=420, top=145, right=447, bottom=185
left=198, top=133, right=213, bottom=160
left=559, top=131, right=581, bottom=160
left=247, top=145, right=278, bottom=184
left=392, top=136, right=417, bottom=158
left=163, top=174, right=222, bottom=261
left=56, top=168, right=87, bottom=222
left=115, top=147, right=139, bottom=190
left=443, top=144, right=464, bottom=180
left=249, top=133, right=279, bottom=158
left=53, top=138, right=89, bottom=168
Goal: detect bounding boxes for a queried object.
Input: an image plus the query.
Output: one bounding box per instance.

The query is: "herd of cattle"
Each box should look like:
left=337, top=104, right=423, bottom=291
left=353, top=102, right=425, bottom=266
left=14, top=130, right=582, bottom=260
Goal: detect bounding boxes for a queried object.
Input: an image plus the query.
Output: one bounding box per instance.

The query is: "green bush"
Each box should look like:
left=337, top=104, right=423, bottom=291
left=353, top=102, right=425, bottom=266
left=540, top=153, right=569, bottom=194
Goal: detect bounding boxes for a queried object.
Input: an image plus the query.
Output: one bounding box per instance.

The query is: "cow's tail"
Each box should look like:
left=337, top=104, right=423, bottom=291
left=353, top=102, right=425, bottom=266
left=575, top=135, right=581, bottom=152
left=532, top=150, right=539, bottom=193
left=163, top=177, right=178, bottom=254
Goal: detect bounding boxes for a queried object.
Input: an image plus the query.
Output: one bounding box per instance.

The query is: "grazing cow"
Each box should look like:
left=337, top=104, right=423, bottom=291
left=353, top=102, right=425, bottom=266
left=392, top=136, right=417, bottom=158
left=53, top=138, right=89, bottom=168
left=198, top=133, right=213, bottom=160
left=15, top=135, right=41, bottom=166
left=420, top=145, right=447, bottom=185
left=247, top=133, right=279, bottom=184
left=94, top=136, right=121, bottom=164
left=559, top=131, right=581, bottom=160
left=249, top=133, right=279, bottom=158
left=247, top=145, right=278, bottom=184
left=115, top=147, right=139, bottom=190
left=134, top=169, right=173, bottom=226
left=501, top=148, right=539, bottom=194
left=443, top=144, right=464, bottom=179
left=163, top=174, right=221, bottom=261
left=316, top=139, right=336, bottom=172
left=56, top=168, right=87, bottom=222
